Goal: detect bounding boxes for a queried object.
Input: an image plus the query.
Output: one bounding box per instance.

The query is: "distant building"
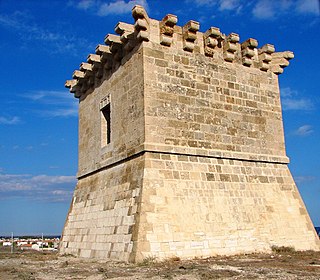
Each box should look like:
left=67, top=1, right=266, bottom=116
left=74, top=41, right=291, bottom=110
left=20, top=244, right=32, bottom=250
left=31, top=244, right=40, bottom=251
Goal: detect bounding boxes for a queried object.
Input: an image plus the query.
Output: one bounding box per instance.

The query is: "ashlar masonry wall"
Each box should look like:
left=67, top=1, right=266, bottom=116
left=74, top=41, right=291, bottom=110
left=62, top=155, right=144, bottom=260
left=61, top=48, right=146, bottom=260
left=135, top=153, right=316, bottom=260
left=60, top=5, right=320, bottom=262
left=143, top=42, right=287, bottom=162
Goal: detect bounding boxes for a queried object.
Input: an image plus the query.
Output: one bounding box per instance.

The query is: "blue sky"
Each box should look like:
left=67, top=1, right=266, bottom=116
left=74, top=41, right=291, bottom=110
left=0, top=0, right=319, bottom=235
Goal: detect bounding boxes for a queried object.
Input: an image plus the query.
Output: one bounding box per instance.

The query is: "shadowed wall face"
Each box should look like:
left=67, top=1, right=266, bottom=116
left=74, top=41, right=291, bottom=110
left=77, top=49, right=145, bottom=177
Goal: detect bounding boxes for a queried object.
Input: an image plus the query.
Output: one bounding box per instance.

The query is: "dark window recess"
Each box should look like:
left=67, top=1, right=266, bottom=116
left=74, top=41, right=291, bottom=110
left=102, top=103, right=111, bottom=144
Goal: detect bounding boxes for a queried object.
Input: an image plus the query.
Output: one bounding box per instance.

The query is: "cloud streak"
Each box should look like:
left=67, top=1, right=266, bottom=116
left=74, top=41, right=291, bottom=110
left=98, top=0, right=148, bottom=16
left=0, top=173, right=76, bottom=202
left=0, top=116, right=20, bottom=125
left=74, top=0, right=149, bottom=16
left=186, top=0, right=319, bottom=18
left=252, top=0, right=319, bottom=19
left=0, top=11, right=93, bottom=54
left=23, top=90, right=78, bottom=118
left=280, top=87, right=314, bottom=111
left=282, top=99, right=314, bottom=111
left=294, top=125, right=314, bottom=136
left=294, top=175, right=316, bottom=184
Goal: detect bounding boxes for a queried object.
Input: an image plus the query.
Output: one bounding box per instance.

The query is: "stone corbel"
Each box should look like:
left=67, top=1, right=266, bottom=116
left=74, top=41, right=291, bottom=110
left=65, top=79, right=81, bottom=97
left=115, top=22, right=135, bottom=54
left=80, top=62, right=93, bottom=72
left=241, top=38, right=258, bottom=67
left=104, top=34, right=123, bottom=61
left=270, top=51, right=294, bottom=74
left=182, top=20, right=200, bottom=52
left=83, top=54, right=100, bottom=85
left=80, top=62, right=93, bottom=79
left=65, top=79, right=76, bottom=88
left=132, top=5, right=150, bottom=42
left=95, top=44, right=111, bottom=56
left=95, top=45, right=113, bottom=71
left=204, top=27, right=221, bottom=57
left=258, top=44, right=275, bottom=71
left=87, top=54, right=101, bottom=70
left=72, top=70, right=85, bottom=79
left=160, top=14, right=178, bottom=46
left=223, top=33, right=239, bottom=62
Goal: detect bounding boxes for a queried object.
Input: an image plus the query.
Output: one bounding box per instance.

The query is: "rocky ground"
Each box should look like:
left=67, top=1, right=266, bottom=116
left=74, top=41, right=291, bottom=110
left=0, top=247, right=320, bottom=279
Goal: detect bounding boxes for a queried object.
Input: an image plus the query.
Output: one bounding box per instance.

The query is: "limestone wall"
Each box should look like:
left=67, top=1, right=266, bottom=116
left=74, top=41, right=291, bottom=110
left=143, top=43, right=287, bottom=163
left=77, top=49, right=145, bottom=176
left=61, top=16, right=148, bottom=261
left=134, top=152, right=319, bottom=261
left=60, top=155, right=144, bottom=261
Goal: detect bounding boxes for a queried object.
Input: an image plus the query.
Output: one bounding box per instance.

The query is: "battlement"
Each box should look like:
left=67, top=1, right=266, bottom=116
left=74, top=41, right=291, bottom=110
left=66, top=5, right=293, bottom=98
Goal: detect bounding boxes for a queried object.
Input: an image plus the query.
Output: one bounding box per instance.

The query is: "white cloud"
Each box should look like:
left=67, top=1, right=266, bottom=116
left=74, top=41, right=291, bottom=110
left=0, top=11, right=93, bottom=54
left=45, top=106, right=78, bottom=117
left=98, top=0, right=148, bottom=16
left=0, top=173, right=76, bottom=202
left=296, top=0, right=320, bottom=15
left=252, top=0, right=276, bottom=19
left=219, top=0, right=240, bottom=11
left=72, top=0, right=149, bottom=16
left=188, top=0, right=241, bottom=10
left=294, top=125, right=314, bottom=136
left=191, top=0, right=218, bottom=6
left=77, top=0, right=95, bottom=10
left=23, top=90, right=78, bottom=118
left=280, top=87, right=314, bottom=111
left=0, top=116, right=20, bottom=125
left=281, top=87, right=296, bottom=97
left=252, top=0, right=319, bottom=19
left=31, top=175, right=76, bottom=185
left=294, top=175, right=316, bottom=184
left=282, top=98, right=314, bottom=111
left=188, top=0, right=318, bottom=18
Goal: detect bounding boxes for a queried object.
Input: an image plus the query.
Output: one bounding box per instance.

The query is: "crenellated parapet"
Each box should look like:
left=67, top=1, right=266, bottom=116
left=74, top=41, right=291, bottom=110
left=241, top=38, right=258, bottom=67
left=223, top=32, right=240, bottom=62
left=66, top=5, right=294, bottom=98
left=182, top=20, right=200, bottom=52
left=160, top=14, right=177, bottom=46
left=203, top=27, right=221, bottom=57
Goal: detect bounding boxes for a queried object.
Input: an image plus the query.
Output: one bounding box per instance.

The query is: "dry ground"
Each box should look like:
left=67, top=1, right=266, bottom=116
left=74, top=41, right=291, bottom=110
left=0, top=247, right=320, bottom=279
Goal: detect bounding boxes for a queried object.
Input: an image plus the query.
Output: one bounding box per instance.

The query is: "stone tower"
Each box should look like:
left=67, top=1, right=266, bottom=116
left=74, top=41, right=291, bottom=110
left=60, top=6, right=320, bottom=262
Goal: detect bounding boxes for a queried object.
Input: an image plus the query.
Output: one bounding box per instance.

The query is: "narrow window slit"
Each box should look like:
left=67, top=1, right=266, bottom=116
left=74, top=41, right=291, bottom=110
left=101, top=103, right=111, bottom=145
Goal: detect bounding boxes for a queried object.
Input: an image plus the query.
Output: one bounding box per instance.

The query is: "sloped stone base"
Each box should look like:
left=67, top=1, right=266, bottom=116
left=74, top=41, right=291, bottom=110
left=60, top=152, right=319, bottom=262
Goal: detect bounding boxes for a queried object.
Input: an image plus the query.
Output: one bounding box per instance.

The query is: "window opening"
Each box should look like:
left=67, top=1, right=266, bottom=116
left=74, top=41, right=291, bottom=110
left=101, top=103, right=111, bottom=145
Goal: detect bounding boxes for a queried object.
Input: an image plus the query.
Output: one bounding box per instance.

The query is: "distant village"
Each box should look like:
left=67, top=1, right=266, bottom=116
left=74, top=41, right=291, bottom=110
left=1, top=230, right=319, bottom=256
left=1, top=228, right=318, bottom=253
left=0, top=236, right=59, bottom=251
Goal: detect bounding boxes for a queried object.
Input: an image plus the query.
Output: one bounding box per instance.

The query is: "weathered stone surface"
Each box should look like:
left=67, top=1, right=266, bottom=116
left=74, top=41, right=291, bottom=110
left=61, top=5, right=320, bottom=263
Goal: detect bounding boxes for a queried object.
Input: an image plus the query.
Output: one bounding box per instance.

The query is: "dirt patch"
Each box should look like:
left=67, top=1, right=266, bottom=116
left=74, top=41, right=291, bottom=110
left=0, top=247, right=320, bottom=279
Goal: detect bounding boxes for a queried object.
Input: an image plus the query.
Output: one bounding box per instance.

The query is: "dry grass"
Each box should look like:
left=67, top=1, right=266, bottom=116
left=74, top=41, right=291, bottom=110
left=0, top=247, right=320, bottom=279
left=271, top=245, right=296, bottom=254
